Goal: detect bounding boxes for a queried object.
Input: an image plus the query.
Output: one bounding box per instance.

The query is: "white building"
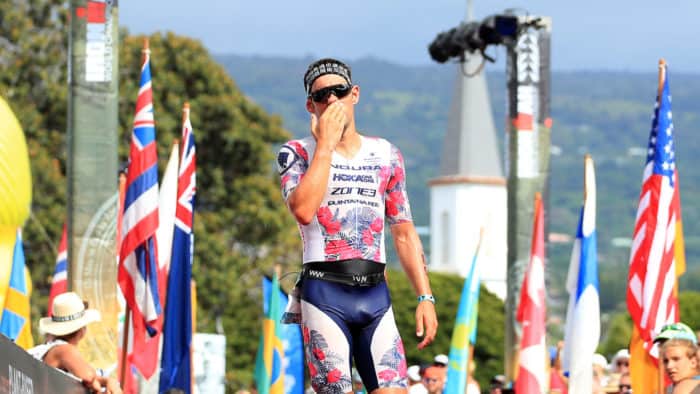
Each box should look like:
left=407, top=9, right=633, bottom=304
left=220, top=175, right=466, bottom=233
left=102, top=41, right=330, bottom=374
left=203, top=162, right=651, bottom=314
left=429, top=54, right=507, bottom=300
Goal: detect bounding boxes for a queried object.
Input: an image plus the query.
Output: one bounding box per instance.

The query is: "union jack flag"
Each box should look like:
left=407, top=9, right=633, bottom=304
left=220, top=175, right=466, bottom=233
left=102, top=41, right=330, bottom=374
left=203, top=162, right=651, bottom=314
left=627, top=63, right=685, bottom=360
left=118, top=41, right=162, bottom=379
left=159, top=103, right=196, bottom=392
left=48, top=224, right=68, bottom=315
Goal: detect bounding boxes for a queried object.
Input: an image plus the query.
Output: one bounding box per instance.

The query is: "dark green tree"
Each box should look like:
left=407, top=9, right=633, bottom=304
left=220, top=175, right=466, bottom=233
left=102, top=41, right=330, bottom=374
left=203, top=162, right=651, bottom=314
left=388, top=269, right=504, bottom=389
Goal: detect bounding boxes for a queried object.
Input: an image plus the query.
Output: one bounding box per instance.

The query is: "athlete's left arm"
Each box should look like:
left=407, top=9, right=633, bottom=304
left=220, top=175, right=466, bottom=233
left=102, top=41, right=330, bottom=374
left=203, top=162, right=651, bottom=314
left=391, top=222, right=438, bottom=350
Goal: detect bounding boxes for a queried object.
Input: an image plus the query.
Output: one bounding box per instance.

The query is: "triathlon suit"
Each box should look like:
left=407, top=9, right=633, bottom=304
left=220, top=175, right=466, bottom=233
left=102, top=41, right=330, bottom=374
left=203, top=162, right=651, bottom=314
left=277, top=135, right=412, bottom=393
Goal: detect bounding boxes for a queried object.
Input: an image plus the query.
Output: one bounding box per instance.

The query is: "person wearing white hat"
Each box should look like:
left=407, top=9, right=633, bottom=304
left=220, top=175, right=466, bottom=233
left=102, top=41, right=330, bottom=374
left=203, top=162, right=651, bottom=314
left=609, top=349, right=630, bottom=374
left=433, top=354, right=449, bottom=367
left=27, top=292, right=122, bottom=394
left=407, top=365, right=427, bottom=394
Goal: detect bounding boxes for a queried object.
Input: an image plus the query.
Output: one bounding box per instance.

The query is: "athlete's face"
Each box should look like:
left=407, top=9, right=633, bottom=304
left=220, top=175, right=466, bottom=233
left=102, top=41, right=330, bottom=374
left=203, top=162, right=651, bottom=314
left=663, top=344, right=699, bottom=384
left=306, top=74, right=359, bottom=121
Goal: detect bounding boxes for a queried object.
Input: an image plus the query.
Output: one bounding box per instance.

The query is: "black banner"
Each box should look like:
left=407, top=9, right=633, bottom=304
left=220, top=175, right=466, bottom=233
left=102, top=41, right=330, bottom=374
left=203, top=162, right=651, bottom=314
left=0, top=335, right=88, bottom=394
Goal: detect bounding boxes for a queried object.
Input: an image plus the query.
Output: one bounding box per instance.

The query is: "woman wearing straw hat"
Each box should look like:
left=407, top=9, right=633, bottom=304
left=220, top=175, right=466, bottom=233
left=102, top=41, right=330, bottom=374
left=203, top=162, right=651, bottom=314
left=28, top=292, right=122, bottom=393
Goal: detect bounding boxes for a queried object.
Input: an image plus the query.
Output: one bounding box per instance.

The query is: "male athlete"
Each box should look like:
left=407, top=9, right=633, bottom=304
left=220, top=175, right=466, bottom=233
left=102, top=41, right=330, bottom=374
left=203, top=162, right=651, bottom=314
left=277, top=58, right=438, bottom=394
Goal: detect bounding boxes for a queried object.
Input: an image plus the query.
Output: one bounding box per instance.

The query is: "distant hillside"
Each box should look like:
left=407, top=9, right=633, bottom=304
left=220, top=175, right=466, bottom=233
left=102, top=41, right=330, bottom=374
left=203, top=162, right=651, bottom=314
left=217, top=53, right=700, bottom=312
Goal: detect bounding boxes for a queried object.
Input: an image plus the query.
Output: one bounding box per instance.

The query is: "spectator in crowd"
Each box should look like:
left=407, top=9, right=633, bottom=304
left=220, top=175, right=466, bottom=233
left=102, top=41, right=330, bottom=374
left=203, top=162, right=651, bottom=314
left=657, top=325, right=700, bottom=393
left=610, top=349, right=631, bottom=375
left=407, top=365, right=427, bottom=394
left=27, top=292, right=122, bottom=394
left=422, top=366, right=445, bottom=394
left=593, top=353, right=610, bottom=389
left=433, top=354, right=448, bottom=368
left=466, top=361, right=480, bottom=394
left=489, top=375, right=506, bottom=394
left=617, top=372, right=632, bottom=394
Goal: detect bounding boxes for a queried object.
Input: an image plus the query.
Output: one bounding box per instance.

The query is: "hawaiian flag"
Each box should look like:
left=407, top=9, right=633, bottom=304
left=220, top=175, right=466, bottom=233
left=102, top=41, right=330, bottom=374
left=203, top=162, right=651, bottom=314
left=48, top=224, right=68, bottom=314
left=515, top=193, right=547, bottom=394
left=118, top=40, right=162, bottom=379
left=159, top=103, right=196, bottom=393
left=626, top=61, right=685, bottom=394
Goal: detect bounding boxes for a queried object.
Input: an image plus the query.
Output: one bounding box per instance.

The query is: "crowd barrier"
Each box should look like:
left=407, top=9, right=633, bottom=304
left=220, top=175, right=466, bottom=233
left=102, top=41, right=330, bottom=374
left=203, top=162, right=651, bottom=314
left=0, top=334, right=89, bottom=394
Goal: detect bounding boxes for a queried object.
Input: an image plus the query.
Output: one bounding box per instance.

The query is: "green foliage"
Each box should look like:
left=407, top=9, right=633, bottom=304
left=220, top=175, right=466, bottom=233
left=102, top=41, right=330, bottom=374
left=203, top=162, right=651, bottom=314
left=387, top=269, right=504, bottom=388
left=679, top=291, right=700, bottom=331
left=598, top=311, right=632, bottom=360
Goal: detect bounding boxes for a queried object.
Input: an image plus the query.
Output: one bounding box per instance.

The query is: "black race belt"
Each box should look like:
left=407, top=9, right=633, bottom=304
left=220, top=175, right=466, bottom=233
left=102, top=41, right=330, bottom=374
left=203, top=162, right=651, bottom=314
left=301, top=259, right=385, bottom=287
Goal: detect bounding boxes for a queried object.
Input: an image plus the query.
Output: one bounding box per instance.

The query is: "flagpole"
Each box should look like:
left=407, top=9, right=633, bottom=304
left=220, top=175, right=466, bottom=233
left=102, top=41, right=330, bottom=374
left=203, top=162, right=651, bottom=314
left=117, top=171, right=129, bottom=389
left=181, top=102, right=189, bottom=159
left=119, top=306, right=131, bottom=387
left=656, top=58, right=666, bottom=394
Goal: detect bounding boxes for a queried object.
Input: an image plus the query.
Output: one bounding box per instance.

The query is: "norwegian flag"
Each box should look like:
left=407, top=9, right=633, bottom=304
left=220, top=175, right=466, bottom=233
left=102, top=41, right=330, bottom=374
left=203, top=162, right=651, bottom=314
left=626, top=63, right=685, bottom=392
left=118, top=40, right=162, bottom=379
left=48, top=224, right=68, bottom=314
left=159, top=103, right=196, bottom=392
left=515, top=193, right=547, bottom=394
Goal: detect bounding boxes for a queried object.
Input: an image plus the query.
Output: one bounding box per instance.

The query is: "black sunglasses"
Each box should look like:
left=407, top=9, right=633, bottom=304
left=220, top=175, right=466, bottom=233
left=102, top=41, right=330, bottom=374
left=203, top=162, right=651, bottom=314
left=309, top=84, right=352, bottom=103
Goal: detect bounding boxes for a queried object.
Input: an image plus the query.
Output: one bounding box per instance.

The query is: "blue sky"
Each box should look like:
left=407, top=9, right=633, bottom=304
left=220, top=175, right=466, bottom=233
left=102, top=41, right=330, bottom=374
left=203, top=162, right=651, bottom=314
left=121, top=0, right=700, bottom=73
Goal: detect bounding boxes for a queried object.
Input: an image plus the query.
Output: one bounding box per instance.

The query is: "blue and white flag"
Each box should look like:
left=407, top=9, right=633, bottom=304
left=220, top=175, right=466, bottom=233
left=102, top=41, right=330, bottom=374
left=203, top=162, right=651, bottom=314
left=263, top=277, right=304, bottom=394
left=159, top=104, right=196, bottom=393
left=563, top=155, right=600, bottom=393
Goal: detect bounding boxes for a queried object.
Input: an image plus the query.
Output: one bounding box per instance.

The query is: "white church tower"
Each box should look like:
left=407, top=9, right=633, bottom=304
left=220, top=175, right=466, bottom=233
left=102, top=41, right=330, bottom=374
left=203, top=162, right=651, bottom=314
left=428, top=51, right=507, bottom=300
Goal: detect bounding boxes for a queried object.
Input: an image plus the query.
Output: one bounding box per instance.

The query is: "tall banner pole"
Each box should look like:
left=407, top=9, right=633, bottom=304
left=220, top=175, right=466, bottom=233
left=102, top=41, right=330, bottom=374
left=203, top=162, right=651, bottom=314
left=67, top=0, right=120, bottom=372
left=503, top=15, right=552, bottom=381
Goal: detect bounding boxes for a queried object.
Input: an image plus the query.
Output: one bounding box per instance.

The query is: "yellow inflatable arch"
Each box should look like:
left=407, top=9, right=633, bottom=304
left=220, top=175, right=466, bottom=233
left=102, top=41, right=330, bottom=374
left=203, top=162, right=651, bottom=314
left=0, top=96, right=32, bottom=310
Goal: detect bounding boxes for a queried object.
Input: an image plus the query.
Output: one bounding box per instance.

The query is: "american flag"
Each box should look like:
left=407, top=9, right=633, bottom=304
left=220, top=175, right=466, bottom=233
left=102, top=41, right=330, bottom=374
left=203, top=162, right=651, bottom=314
left=118, top=40, right=162, bottom=378
left=159, top=103, right=196, bottom=392
left=48, top=224, right=68, bottom=314
left=627, top=63, right=685, bottom=360
left=515, top=193, right=547, bottom=394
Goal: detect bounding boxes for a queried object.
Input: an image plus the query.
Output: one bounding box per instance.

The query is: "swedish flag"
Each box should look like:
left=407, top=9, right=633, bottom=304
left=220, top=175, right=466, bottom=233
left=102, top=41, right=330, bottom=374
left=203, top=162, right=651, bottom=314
left=254, top=270, right=285, bottom=394
left=446, top=236, right=481, bottom=393
left=0, top=229, right=33, bottom=349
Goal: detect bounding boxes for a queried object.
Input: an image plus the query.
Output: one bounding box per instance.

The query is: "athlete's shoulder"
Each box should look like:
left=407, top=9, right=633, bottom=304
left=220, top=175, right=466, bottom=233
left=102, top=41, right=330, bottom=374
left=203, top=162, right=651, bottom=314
left=277, top=137, right=315, bottom=174
left=362, top=135, right=396, bottom=153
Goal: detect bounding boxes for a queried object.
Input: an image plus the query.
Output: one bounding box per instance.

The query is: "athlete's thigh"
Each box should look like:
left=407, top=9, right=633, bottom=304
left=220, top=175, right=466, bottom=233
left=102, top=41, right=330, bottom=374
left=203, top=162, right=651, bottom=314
left=301, top=279, right=354, bottom=394
left=352, top=285, right=408, bottom=392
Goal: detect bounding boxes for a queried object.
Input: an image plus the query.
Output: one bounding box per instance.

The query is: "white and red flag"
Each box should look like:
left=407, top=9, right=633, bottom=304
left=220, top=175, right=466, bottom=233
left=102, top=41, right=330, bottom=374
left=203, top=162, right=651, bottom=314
left=515, top=192, right=547, bottom=394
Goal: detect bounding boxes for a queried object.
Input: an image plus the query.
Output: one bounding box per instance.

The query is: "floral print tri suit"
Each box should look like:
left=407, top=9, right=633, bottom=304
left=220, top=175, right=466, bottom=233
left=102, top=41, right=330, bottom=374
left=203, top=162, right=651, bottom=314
left=277, top=135, right=412, bottom=393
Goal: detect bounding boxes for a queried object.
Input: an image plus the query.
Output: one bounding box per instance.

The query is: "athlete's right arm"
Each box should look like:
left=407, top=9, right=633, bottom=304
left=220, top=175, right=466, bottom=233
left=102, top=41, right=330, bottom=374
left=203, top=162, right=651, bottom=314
left=287, top=103, right=346, bottom=224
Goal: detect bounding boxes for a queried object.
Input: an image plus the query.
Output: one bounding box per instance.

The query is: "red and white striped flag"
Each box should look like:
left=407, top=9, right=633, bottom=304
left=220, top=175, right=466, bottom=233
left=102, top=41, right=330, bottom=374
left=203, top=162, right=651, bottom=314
left=48, top=224, right=67, bottom=314
left=118, top=39, right=162, bottom=379
left=626, top=61, right=685, bottom=394
left=515, top=193, right=547, bottom=394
